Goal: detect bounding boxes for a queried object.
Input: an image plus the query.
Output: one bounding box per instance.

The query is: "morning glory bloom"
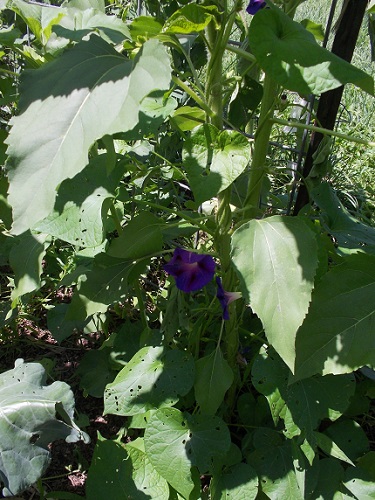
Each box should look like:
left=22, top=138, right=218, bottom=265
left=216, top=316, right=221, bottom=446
left=246, top=0, right=266, bottom=15
left=216, top=277, right=242, bottom=320
left=164, top=248, right=216, bottom=293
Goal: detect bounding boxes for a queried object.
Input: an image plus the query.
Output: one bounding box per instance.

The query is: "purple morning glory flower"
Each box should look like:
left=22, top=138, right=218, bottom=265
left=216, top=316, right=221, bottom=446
left=164, top=248, right=216, bottom=293
left=246, top=0, right=266, bottom=15
left=216, top=277, right=242, bottom=320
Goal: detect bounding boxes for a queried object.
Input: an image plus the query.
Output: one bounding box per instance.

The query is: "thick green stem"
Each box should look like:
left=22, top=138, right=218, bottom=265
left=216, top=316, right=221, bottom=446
left=205, top=22, right=224, bottom=129
left=172, top=75, right=214, bottom=118
left=246, top=82, right=277, bottom=203
left=243, top=73, right=278, bottom=219
left=203, top=5, right=242, bottom=407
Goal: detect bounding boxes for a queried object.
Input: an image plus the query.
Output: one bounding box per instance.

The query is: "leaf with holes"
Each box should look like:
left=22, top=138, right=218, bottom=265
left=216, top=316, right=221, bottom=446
left=247, top=429, right=304, bottom=500
left=86, top=435, right=169, bottom=500
left=344, top=465, right=375, bottom=499
left=104, top=346, right=195, bottom=416
left=231, top=216, right=318, bottom=372
left=144, top=407, right=231, bottom=498
left=6, top=36, right=171, bottom=234
left=0, top=359, right=88, bottom=497
left=183, top=124, right=251, bottom=205
left=314, top=432, right=354, bottom=466
left=9, top=230, right=51, bottom=303
left=323, top=420, right=369, bottom=463
left=35, top=155, right=124, bottom=247
left=65, top=254, right=147, bottom=321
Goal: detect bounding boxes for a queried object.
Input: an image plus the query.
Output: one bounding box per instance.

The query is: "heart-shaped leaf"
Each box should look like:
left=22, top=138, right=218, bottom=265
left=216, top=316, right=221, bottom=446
left=211, top=463, right=258, bottom=500
left=183, top=124, right=251, bottom=205
left=144, top=408, right=230, bottom=497
left=104, top=346, right=195, bottom=416
left=86, top=436, right=169, bottom=500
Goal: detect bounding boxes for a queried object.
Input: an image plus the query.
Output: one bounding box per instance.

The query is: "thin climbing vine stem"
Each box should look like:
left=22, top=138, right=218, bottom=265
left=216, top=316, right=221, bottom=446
left=271, top=117, right=375, bottom=147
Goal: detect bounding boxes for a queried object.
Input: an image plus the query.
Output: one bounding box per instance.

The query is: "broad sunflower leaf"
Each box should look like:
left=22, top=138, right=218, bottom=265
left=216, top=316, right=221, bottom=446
left=35, top=154, right=124, bottom=248
left=231, top=216, right=318, bottom=371
left=9, top=230, right=51, bottom=303
left=250, top=7, right=374, bottom=95
left=294, top=253, right=375, bottom=380
left=6, top=36, right=171, bottom=235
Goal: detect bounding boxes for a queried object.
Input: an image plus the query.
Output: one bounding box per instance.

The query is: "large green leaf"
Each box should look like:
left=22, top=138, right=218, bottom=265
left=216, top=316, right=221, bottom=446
left=162, top=4, right=219, bottom=34
left=54, top=0, right=130, bottom=46
left=252, top=349, right=355, bottom=452
left=231, top=216, right=318, bottom=371
left=183, top=124, right=251, bottom=205
left=250, top=7, right=374, bottom=95
left=311, top=458, right=352, bottom=499
left=312, top=183, right=375, bottom=255
left=86, top=436, right=169, bottom=500
left=0, top=359, right=87, bottom=497
left=294, top=253, right=375, bottom=380
left=246, top=429, right=304, bottom=500
left=170, top=105, right=205, bottom=132
left=324, top=420, right=369, bottom=463
left=9, top=230, right=51, bottom=303
left=9, top=0, right=66, bottom=45
left=144, top=407, right=230, bottom=498
left=35, top=155, right=123, bottom=247
left=194, top=347, right=233, bottom=415
left=210, top=463, right=258, bottom=500
left=344, top=465, right=375, bottom=499
left=9, top=0, right=130, bottom=50
left=6, top=36, right=171, bottom=235
left=104, top=346, right=195, bottom=416
left=65, top=253, right=148, bottom=321
left=107, top=211, right=163, bottom=260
